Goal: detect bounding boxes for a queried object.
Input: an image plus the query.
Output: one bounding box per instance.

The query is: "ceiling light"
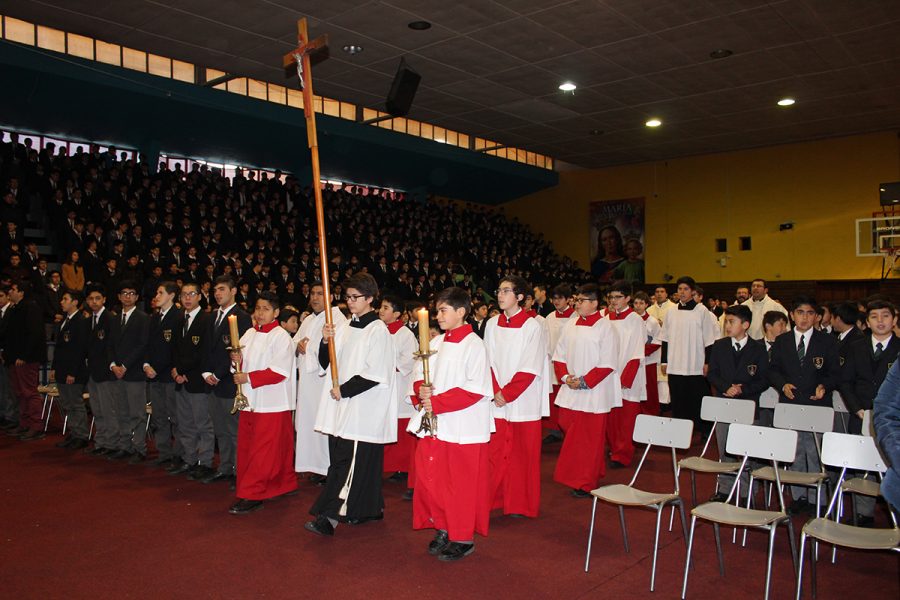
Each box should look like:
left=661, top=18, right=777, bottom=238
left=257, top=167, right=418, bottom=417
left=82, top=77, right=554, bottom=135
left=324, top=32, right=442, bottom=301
left=645, top=118, right=662, bottom=128
left=342, top=44, right=363, bottom=55
left=777, top=97, right=796, bottom=107
left=558, top=82, right=577, bottom=92
left=589, top=129, right=604, bottom=136
left=408, top=21, right=432, bottom=30
left=709, top=49, right=733, bottom=59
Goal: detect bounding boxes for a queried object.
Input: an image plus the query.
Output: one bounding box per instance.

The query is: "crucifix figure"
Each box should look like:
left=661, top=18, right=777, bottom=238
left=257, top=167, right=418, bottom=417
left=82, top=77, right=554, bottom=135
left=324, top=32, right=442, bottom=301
left=283, top=18, right=338, bottom=386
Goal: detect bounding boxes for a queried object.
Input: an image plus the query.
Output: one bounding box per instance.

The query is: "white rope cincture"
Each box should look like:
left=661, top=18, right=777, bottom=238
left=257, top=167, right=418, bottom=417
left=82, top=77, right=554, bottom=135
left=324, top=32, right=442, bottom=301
left=337, top=439, right=358, bottom=517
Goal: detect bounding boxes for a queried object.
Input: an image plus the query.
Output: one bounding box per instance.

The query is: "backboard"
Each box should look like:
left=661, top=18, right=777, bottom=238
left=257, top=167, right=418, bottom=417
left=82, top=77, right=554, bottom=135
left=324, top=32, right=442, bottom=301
left=856, top=213, right=900, bottom=256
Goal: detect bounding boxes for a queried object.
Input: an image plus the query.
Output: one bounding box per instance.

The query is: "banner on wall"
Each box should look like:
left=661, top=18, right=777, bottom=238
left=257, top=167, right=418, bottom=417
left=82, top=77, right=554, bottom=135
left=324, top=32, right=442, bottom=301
left=589, top=197, right=645, bottom=284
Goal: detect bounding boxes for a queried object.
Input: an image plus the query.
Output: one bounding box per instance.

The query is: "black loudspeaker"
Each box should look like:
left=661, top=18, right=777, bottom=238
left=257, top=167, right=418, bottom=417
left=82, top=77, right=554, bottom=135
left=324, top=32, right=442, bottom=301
left=385, top=58, right=421, bottom=117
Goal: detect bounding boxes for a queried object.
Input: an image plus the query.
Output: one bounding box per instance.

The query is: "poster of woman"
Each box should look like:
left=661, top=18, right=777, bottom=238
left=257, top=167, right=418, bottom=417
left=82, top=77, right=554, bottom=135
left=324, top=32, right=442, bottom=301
left=589, top=198, right=645, bottom=284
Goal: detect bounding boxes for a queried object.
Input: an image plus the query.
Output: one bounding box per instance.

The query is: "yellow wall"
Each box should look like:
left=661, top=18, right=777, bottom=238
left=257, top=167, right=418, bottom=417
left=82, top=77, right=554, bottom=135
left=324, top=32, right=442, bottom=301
left=504, top=131, right=900, bottom=283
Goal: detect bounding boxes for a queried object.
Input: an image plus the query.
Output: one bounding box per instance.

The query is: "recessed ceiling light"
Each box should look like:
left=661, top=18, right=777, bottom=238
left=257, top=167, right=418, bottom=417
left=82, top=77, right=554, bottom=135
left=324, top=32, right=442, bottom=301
left=777, top=97, right=796, bottom=107
left=408, top=21, right=432, bottom=30
left=645, top=118, right=662, bottom=128
left=589, top=129, right=604, bottom=136
left=709, top=49, right=733, bottom=59
left=558, top=82, right=577, bottom=92
left=342, top=44, right=363, bottom=55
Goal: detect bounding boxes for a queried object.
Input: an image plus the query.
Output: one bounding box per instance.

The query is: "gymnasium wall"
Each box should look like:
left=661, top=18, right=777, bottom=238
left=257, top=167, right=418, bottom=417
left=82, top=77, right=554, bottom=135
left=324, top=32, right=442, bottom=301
left=504, top=131, right=900, bottom=284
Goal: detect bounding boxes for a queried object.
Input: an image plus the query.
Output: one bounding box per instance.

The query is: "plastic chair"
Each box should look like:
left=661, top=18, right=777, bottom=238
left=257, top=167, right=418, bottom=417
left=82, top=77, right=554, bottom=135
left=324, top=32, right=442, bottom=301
left=586, top=415, right=693, bottom=592
left=795, top=432, right=899, bottom=599
left=682, top=424, right=799, bottom=600
left=749, top=403, right=834, bottom=519
left=678, top=396, right=756, bottom=506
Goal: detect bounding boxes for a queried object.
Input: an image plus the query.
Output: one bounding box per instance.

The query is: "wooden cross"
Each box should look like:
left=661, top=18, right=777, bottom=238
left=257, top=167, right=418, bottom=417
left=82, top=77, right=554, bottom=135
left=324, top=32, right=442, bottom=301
left=283, top=18, right=339, bottom=387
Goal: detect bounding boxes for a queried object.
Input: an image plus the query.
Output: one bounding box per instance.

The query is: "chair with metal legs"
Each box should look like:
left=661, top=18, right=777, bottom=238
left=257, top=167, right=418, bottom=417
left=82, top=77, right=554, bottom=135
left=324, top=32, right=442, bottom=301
left=586, top=414, right=693, bottom=592
left=749, top=403, right=834, bottom=520
left=678, top=396, right=756, bottom=506
left=682, top=424, right=799, bottom=600
left=795, top=432, right=899, bottom=599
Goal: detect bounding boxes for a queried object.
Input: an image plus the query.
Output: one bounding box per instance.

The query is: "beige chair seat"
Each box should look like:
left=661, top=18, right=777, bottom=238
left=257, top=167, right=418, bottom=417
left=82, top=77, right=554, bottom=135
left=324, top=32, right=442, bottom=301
left=38, top=384, right=58, bottom=395
left=592, top=484, right=679, bottom=507
left=678, top=456, right=741, bottom=474
left=803, top=518, right=900, bottom=550
left=692, top=501, right=786, bottom=527
left=841, top=477, right=880, bottom=497
left=752, top=466, right=827, bottom=486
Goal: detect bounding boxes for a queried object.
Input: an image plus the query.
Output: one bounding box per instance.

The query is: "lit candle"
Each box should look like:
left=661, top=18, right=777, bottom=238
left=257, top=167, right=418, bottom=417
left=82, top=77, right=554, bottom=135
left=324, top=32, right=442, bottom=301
left=228, top=314, right=241, bottom=348
left=417, top=307, right=430, bottom=354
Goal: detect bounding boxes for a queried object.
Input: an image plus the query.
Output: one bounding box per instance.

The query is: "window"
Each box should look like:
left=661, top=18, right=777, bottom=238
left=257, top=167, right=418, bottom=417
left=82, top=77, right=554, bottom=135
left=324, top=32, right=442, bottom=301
left=267, top=83, right=286, bottom=105
left=248, top=79, right=267, bottom=100
left=5, top=17, right=35, bottom=45
left=67, top=33, right=94, bottom=60
left=95, top=40, right=121, bottom=66
left=122, top=47, right=147, bottom=72
left=36, top=25, right=65, bottom=52
left=227, top=78, right=248, bottom=96
left=172, top=59, right=194, bottom=83
left=286, top=89, right=304, bottom=109
left=340, top=102, right=355, bottom=121
left=148, top=54, right=171, bottom=78
left=323, top=98, right=340, bottom=117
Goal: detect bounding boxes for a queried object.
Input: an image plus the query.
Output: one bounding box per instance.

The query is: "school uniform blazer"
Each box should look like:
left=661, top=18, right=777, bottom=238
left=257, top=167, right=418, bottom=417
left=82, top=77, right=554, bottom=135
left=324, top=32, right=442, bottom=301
left=767, top=329, right=840, bottom=406
left=839, top=335, right=900, bottom=414
left=87, top=310, right=114, bottom=383
left=52, top=313, right=89, bottom=384
left=145, top=308, right=183, bottom=384
left=107, top=309, right=150, bottom=382
left=205, top=307, right=252, bottom=399
left=174, top=311, right=212, bottom=394
left=706, top=337, right=770, bottom=403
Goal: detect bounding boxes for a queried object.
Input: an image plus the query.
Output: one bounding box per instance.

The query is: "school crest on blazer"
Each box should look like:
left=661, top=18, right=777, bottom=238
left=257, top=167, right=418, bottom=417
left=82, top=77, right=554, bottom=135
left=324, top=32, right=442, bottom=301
left=97, top=328, right=105, bottom=340
left=839, top=356, right=845, bottom=366
left=163, top=329, right=172, bottom=342
left=747, top=364, right=758, bottom=376
left=191, top=335, right=200, bottom=345
left=222, top=333, right=230, bottom=345
left=62, top=330, right=71, bottom=343
left=813, top=356, right=823, bottom=369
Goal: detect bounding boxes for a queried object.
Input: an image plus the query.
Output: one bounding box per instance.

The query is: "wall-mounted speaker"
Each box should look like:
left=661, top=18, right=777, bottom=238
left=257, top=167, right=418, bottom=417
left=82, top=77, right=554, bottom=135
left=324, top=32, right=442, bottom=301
left=385, top=58, right=421, bottom=118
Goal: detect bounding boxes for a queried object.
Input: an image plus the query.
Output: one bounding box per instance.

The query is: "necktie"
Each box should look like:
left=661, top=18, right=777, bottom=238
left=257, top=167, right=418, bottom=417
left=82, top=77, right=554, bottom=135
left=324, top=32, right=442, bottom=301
left=875, top=342, right=884, bottom=359
left=121, top=312, right=126, bottom=327
left=797, top=335, right=806, bottom=362
left=184, top=313, right=190, bottom=336
left=93, top=314, right=98, bottom=331
left=215, top=309, right=223, bottom=328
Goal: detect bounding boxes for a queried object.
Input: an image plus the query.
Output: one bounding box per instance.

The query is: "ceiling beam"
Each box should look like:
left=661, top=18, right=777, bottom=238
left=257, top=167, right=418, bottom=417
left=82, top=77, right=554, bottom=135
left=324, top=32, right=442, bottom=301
left=203, top=73, right=237, bottom=88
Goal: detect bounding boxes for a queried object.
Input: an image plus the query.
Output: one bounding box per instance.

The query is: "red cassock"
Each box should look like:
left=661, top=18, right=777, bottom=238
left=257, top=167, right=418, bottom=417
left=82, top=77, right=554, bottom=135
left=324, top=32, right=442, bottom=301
left=383, top=418, right=416, bottom=473
left=236, top=410, right=298, bottom=500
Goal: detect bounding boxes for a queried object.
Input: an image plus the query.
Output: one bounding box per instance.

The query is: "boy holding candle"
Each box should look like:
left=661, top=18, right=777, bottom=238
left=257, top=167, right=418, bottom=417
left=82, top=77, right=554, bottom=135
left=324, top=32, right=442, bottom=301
left=228, top=292, right=299, bottom=514
left=409, top=287, right=493, bottom=561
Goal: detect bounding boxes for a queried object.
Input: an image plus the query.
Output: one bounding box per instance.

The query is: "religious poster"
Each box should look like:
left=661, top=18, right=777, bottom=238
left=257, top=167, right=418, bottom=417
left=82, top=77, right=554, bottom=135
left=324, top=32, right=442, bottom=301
left=589, top=197, right=645, bottom=284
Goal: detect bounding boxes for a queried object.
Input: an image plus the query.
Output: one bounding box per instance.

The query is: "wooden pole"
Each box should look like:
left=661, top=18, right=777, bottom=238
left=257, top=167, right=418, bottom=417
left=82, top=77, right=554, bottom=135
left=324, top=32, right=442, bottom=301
left=286, top=19, right=338, bottom=386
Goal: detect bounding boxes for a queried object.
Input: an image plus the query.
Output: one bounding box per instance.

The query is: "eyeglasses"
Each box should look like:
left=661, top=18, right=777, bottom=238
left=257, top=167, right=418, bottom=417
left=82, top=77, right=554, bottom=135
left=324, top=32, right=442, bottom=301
left=180, top=291, right=199, bottom=298
left=606, top=294, right=625, bottom=301
left=574, top=297, right=597, bottom=303
left=119, top=291, right=137, bottom=297
left=495, top=288, right=515, bottom=296
left=344, top=293, right=366, bottom=302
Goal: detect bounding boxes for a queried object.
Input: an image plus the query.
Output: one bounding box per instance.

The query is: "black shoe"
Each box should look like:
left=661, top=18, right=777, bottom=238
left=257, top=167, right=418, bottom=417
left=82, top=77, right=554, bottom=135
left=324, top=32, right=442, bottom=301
left=571, top=489, right=592, bottom=498
left=55, top=437, right=75, bottom=448
left=402, top=489, right=414, bottom=501
left=508, top=513, right=526, bottom=519
left=128, top=453, right=146, bottom=465
left=167, top=460, right=190, bottom=475
left=304, top=515, right=335, bottom=536
left=0, top=419, right=18, bottom=430
left=438, top=542, right=475, bottom=562
left=69, top=438, right=89, bottom=450
left=428, top=530, right=450, bottom=555
left=19, top=430, right=46, bottom=441
left=309, top=474, right=327, bottom=486
left=106, top=450, right=130, bottom=461
left=150, top=456, right=173, bottom=467
left=345, top=513, right=384, bottom=525
left=542, top=431, right=563, bottom=444
left=788, top=498, right=810, bottom=515
left=386, top=471, right=407, bottom=483
left=187, top=465, right=210, bottom=480
left=87, top=446, right=109, bottom=456
left=201, top=471, right=234, bottom=484
left=709, top=492, right=729, bottom=503
left=229, top=499, right=264, bottom=515
left=609, top=460, right=627, bottom=469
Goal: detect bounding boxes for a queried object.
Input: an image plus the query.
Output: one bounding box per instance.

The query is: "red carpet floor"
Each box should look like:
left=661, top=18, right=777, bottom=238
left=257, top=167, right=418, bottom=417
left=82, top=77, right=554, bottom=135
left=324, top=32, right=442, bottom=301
left=1, top=424, right=897, bottom=599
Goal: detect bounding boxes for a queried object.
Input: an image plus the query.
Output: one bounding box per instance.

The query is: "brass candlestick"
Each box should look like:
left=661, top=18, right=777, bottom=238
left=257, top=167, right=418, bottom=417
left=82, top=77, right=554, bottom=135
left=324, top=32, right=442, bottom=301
left=228, top=344, right=250, bottom=415
left=414, top=349, right=437, bottom=437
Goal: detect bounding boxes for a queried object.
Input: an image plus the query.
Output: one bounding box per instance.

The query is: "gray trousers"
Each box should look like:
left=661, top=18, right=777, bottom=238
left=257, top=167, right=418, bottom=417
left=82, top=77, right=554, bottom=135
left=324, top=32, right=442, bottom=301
left=148, top=381, right=180, bottom=461
left=715, top=422, right=753, bottom=496
left=208, top=393, right=238, bottom=475
left=176, top=389, right=214, bottom=467
left=0, top=365, right=17, bottom=423
left=789, top=431, right=823, bottom=503
left=57, top=382, right=89, bottom=440
left=110, top=379, right=148, bottom=454
left=88, top=379, right=117, bottom=450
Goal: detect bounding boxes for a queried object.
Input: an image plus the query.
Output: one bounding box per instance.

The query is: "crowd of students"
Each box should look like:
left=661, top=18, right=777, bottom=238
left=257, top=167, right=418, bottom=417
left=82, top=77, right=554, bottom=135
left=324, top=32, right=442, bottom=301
left=1, top=134, right=899, bottom=563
